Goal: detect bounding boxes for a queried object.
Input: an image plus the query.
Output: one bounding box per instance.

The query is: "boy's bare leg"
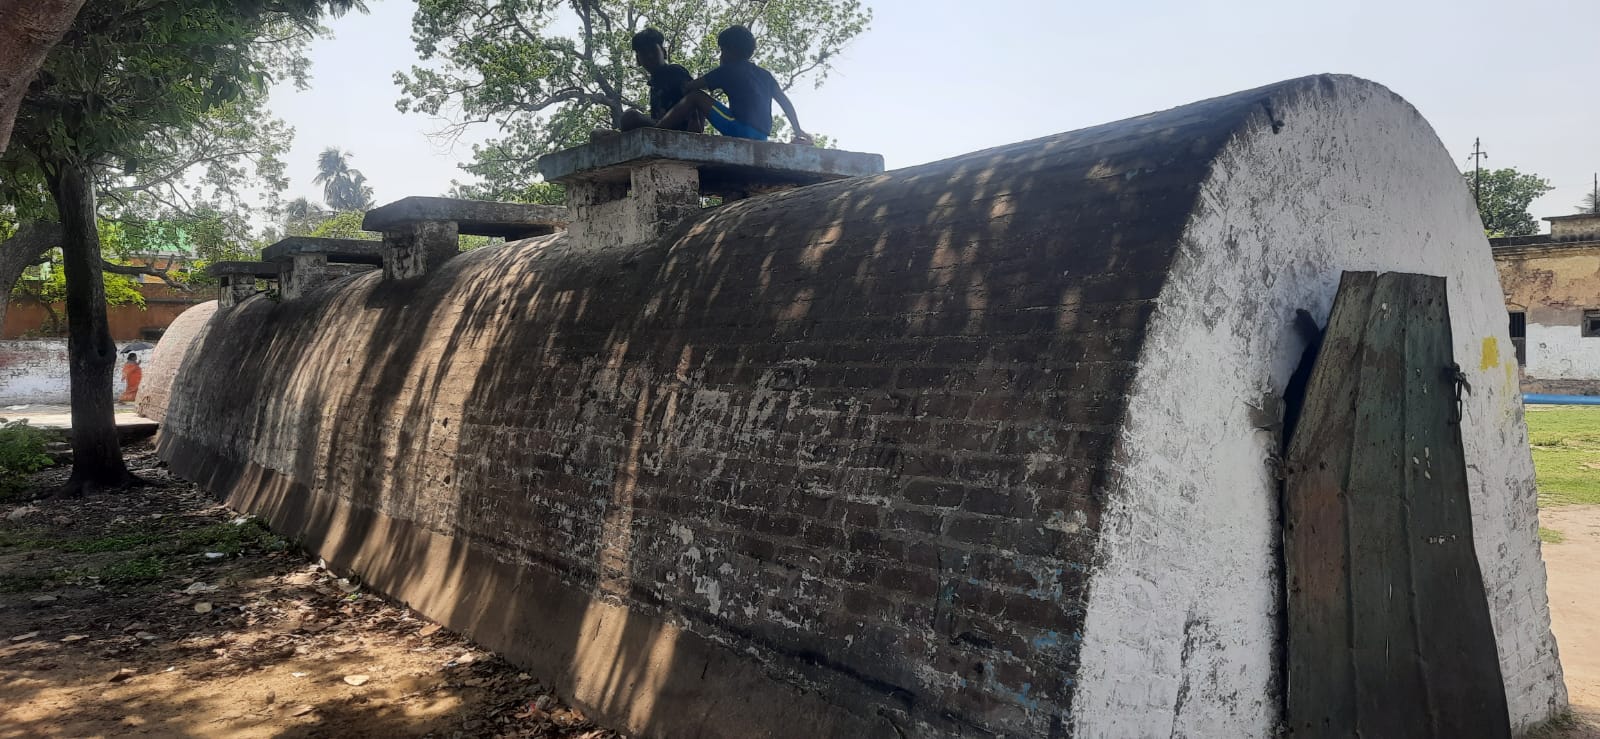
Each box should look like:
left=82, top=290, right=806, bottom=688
left=655, top=90, right=714, bottom=131
left=619, top=109, right=653, bottom=131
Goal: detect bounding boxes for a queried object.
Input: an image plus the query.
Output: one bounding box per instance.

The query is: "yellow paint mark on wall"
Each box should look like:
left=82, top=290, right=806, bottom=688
left=1481, top=337, right=1500, bottom=370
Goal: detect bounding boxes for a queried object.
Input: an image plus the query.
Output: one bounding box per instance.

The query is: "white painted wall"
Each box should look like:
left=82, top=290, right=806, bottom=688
left=1527, top=321, right=1600, bottom=381
left=1070, top=76, right=1565, bottom=736
left=0, top=339, right=152, bottom=405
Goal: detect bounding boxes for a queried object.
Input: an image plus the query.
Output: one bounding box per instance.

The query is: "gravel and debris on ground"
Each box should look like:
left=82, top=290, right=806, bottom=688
left=0, top=441, right=622, bottom=738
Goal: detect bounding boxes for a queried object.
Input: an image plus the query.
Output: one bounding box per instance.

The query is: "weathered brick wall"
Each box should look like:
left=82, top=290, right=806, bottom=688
left=144, top=75, right=1564, bottom=737
left=149, top=85, right=1262, bottom=737
left=0, top=340, right=69, bottom=404
left=0, top=339, right=151, bottom=405
left=1494, top=244, right=1600, bottom=388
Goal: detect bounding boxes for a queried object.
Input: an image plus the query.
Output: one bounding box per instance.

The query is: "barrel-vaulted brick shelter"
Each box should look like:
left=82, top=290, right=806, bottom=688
left=139, top=75, right=1564, bottom=736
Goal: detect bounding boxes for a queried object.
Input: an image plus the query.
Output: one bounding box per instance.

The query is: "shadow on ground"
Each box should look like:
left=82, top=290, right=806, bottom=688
left=0, top=442, right=618, bottom=738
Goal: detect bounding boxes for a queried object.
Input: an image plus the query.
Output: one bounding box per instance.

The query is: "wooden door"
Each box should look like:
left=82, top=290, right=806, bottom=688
left=1283, top=271, right=1510, bottom=737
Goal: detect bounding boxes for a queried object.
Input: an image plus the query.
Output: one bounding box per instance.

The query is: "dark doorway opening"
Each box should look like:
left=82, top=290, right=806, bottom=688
left=1509, top=311, right=1526, bottom=365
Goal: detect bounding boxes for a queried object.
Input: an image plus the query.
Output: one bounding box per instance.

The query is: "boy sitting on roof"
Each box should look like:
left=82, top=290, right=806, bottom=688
left=654, top=25, right=813, bottom=145
left=619, top=28, right=704, bottom=134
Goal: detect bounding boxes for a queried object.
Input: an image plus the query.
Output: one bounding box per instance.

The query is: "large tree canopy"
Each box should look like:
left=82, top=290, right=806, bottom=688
left=0, top=0, right=362, bottom=495
left=0, top=9, right=305, bottom=346
left=396, top=0, right=870, bottom=201
left=1464, top=166, right=1553, bottom=237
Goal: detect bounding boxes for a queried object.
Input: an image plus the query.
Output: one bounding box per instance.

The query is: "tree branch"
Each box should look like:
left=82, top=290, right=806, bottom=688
left=101, top=259, right=191, bottom=291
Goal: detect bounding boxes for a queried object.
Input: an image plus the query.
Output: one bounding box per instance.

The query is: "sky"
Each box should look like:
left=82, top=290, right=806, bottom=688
left=268, top=0, right=1600, bottom=230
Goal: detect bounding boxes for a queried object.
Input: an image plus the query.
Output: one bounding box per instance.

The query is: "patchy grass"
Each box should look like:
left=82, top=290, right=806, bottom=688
left=176, top=519, right=290, bottom=556
left=58, top=530, right=163, bottom=553
left=0, top=515, right=290, bottom=594
left=95, top=555, right=169, bottom=584
left=1526, top=406, right=1600, bottom=506
left=1540, top=527, right=1566, bottom=544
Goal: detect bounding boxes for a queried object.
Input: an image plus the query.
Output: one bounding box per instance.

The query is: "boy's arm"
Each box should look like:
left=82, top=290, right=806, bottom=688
left=684, top=65, right=720, bottom=95
left=772, top=88, right=812, bottom=145
left=681, top=75, right=709, bottom=94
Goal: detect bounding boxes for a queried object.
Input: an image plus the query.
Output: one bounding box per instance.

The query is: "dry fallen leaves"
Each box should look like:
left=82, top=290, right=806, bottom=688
left=343, top=674, right=370, bottom=686
left=108, top=668, right=138, bottom=683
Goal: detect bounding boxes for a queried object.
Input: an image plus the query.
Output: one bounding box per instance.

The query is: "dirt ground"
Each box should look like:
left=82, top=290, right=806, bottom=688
left=1540, top=505, right=1600, bottom=737
left=4, top=443, right=1599, bottom=737
left=0, top=442, right=619, bottom=738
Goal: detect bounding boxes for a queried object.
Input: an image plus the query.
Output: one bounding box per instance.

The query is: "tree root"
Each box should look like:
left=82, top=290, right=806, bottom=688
left=53, top=470, right=146, bottom=499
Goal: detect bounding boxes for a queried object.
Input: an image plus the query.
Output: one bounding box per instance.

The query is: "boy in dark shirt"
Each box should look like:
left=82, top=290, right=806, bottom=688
left=618, top=28, right=703, bottom=133
left=654, top=25, right=812, bottom=145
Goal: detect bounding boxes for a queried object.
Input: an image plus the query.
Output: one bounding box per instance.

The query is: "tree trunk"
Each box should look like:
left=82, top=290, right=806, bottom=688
left=44, top=156, right=135, bottom=495
left=0, top=0, right=86, bottom=153
left=0, top=219, right=63, bottom=330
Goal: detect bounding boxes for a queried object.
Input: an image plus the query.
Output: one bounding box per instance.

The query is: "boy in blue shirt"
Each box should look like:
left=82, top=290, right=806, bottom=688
left=654, top=25, right=813, bottom=145
left=619, top=28, right=704, bottom=134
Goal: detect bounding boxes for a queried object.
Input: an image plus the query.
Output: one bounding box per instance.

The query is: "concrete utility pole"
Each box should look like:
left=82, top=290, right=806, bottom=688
left=1468, top=138, right=1489, bottom=211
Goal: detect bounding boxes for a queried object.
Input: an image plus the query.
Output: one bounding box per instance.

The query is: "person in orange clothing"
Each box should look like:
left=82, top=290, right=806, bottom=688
left=118, top=352, right=141, bottom=403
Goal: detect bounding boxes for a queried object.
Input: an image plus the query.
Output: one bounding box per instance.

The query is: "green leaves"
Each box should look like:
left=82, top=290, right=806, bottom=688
left=2, top=0, right=351, bottom=209
left=15, top=249, right=146, bottom=311
left=0, top=420, right=54, bottom=497
left=1463, top=167, right=1554, bottom=237
left=0, top=0, right=348, bottom=282
left=398, top=0, right=871, bottom=198
left=308, top=211, right=379, bottom=240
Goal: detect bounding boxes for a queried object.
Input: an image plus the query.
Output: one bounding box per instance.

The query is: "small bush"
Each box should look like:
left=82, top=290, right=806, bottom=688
left=0, top=418, right=55, bottom=495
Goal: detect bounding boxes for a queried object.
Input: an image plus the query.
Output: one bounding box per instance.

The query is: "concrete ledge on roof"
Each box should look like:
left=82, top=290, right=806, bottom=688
left=362, top=196, right=568, bottom=281
left=362, top=197, right=568, bottom=240
left=205, top=261, right=281, bottom=278
left=205, top=261, right=279, bottom=308
left=536, top=128, right=885, bottom=197
left=536, top=130, right=884, bottom=250
left=262, top=237, right=384, bottom=300
left=262, top=236, right=385, bottom=265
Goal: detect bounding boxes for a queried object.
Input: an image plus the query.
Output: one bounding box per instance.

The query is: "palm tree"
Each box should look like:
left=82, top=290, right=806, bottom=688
left=313, top=147, right=375, bottom=211
left=281, top=196, right=327, bottom=236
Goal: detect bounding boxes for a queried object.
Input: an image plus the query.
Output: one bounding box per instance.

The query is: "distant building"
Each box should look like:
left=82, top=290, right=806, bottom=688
left=1492, top=212, right=1600, bottom=395
left=2, top=234, right=208, bottom=341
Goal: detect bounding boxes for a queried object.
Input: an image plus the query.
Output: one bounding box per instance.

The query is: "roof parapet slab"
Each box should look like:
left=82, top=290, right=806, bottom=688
left=536, top=128, right=885, bottom=194
left=362, top=196, right=569, bottom=240
left=205, top=261, right=281, bottom=278
left=262, top=237, right=385, bottom=265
